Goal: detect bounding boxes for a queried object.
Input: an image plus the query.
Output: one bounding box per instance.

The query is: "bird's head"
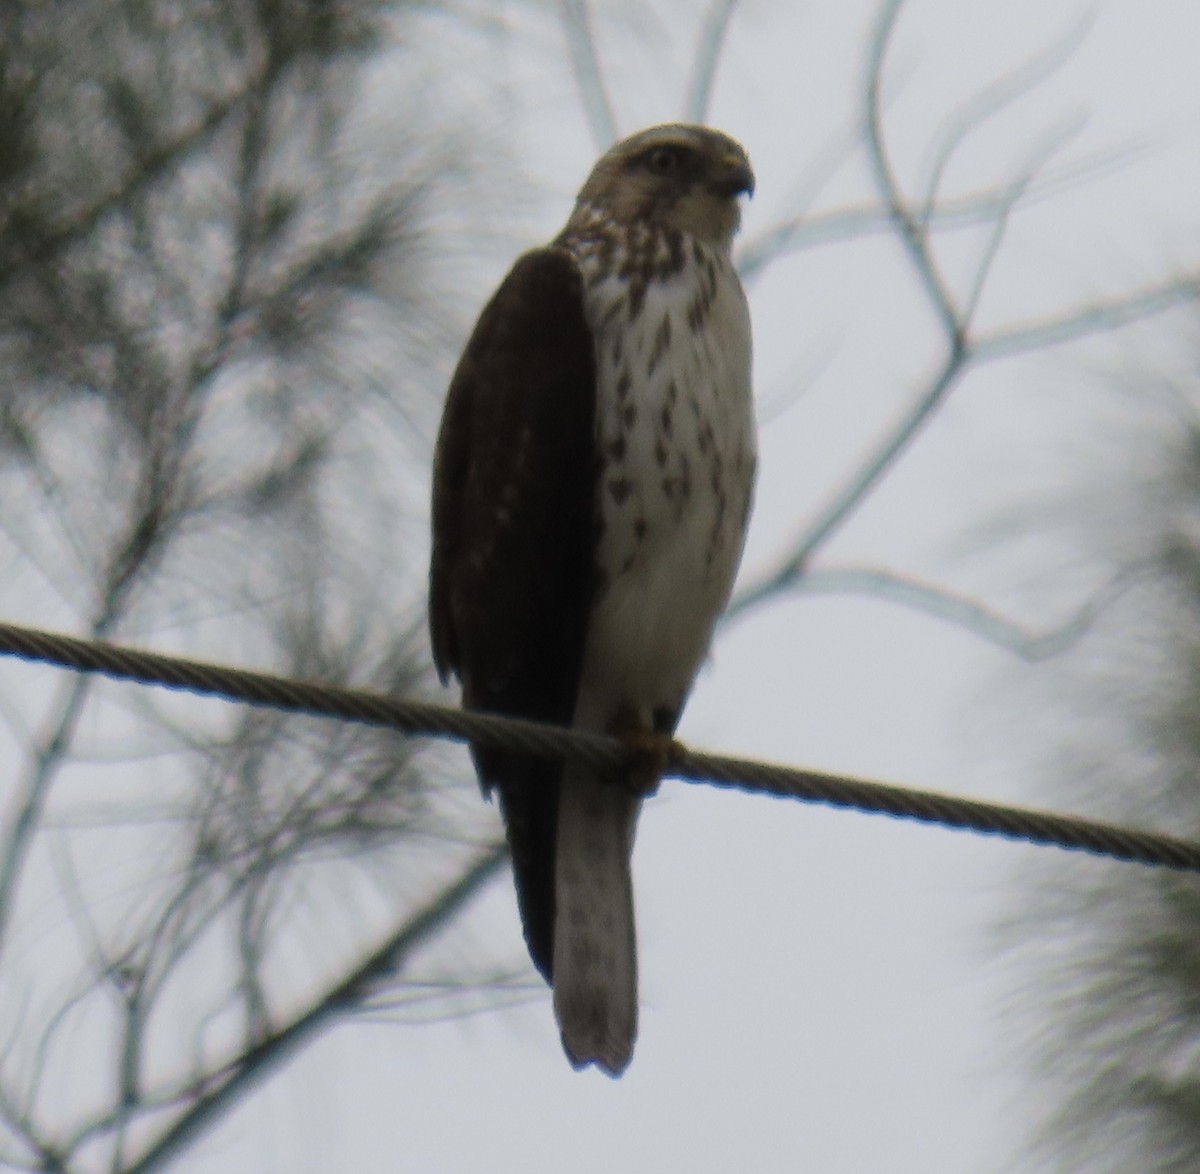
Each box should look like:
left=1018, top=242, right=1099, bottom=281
left=570, top=124, right=754, bottom=251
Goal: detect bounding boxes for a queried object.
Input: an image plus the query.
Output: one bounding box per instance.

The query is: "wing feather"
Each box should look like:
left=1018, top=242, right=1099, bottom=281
left=429, top=247, right=599, bottom=977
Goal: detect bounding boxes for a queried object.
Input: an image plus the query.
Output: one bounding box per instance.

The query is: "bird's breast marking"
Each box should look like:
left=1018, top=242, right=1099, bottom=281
left=608, top=477, right=633, bottom=505
left=572, top=229, right=752, bottom=636
left=646, top=315, right=673, bottom=376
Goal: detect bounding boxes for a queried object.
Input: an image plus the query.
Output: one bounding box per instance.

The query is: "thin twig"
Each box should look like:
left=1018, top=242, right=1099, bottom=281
left=776, top=565, right=1138, bottom=660
left=731, top=0, right=1198, bottom=622
left=916, top=6, right=1097, bottom=219
left=865, top=0, right=963, bottom=346
left=958, top=116, right=1085, bottom=328
left=0, top=672, right=93, bottom=959
left=730, top=0, right=972, bottom=614
left=121, top=846, right=505, bottom=1174
left=738, top=139, right=1149, bottom=285
left=0, top=471, right=174, bottom=959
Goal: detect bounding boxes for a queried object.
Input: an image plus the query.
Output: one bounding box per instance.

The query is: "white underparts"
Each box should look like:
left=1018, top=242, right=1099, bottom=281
left=549, top=228, right=756, bottom=1075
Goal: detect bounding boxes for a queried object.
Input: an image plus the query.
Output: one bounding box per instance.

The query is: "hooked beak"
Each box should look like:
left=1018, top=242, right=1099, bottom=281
left=711, top=155, right=755, bottom=199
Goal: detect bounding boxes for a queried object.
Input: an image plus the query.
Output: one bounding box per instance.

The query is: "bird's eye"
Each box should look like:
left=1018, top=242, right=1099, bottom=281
left=646, top=146, right=685, bottom=173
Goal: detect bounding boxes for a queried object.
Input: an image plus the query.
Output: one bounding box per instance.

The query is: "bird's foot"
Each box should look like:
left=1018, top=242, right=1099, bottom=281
left=607, top=710, right=678, bottom=796
left=621, top=729, right=676, bottom=796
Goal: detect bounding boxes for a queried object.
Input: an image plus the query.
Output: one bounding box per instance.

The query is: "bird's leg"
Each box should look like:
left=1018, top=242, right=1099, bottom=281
left=607, top=705, right=680, bottom=797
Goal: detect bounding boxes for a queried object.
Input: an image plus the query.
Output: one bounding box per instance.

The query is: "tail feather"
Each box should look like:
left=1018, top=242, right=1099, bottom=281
left=478, top=747, right=560, bottom=982
left=552, top=767, right=639, bottom=1076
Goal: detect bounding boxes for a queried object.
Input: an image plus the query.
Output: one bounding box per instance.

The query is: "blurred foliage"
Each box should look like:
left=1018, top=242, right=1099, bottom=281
left=0, top=2, right=504, bottom=1170
left=1005, top=363, right=1200, bottom=1173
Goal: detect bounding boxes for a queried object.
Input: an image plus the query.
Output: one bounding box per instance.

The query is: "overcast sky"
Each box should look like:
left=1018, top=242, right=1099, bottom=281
left=179, top=2, right=1200, bottom=1170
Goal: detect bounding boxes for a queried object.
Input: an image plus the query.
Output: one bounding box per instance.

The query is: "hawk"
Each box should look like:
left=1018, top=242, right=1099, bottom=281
left=429, top=124, right=756, bottom=1076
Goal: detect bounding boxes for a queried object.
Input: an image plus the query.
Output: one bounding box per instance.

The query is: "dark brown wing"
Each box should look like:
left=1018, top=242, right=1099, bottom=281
left=429, top=247, right=598, bottom=980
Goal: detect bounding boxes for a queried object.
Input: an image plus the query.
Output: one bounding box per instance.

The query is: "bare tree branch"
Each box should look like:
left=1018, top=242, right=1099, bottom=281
left=684, top=0, right=740, bottom=123
left=749, top=564, right=1142, bottom=659
left=731, top=0, right=1198, bottom=629
left=865, top=0, right=963, bottom=344
left=0, top=490, right=168, bottom=958
left=975, top=277, right=1200, bottom=361
left=738, top=140, right=1140, bottom=284
left=557, top=0, right=618, bottom=149
left=119, top=846, right=505, bottom=1174
left=731, top=360, right=964, bottom=617
left=0, top=675, right=91, bottom=959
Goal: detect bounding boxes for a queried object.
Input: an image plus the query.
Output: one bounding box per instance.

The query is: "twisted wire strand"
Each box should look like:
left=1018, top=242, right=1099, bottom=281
left=1, top=619, right=1199, bottom=873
